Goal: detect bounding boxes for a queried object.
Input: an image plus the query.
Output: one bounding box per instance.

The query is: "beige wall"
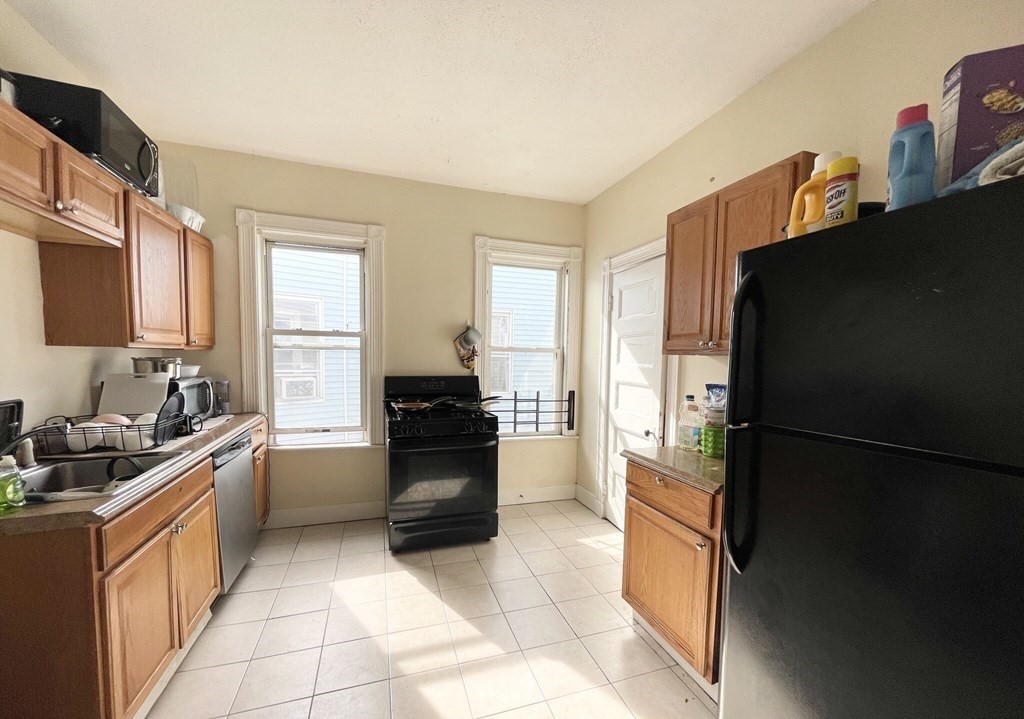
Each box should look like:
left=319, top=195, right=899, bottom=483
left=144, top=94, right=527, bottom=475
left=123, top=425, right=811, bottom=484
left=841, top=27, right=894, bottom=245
left=0, top=1, right=136, bottom=429
left=577, top=0, right=1022, bottom=496
left=157, top=142, right=584, bottom=513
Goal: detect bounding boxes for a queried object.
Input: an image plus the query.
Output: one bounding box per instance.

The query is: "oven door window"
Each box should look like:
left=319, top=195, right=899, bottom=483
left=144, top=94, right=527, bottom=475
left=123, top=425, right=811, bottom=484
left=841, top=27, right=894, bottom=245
left=387, top=436, right=498, bottom=521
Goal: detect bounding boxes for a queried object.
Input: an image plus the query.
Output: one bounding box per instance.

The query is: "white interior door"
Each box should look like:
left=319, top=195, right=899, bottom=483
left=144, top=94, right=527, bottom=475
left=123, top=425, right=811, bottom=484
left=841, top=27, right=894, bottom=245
left=604, top=254, right=666, bottom=530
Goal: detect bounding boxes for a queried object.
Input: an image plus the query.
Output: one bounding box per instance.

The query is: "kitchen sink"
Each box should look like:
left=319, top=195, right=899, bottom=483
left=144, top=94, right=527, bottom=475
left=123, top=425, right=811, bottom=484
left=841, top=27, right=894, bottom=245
left=21, top=452, right=186, bottom=499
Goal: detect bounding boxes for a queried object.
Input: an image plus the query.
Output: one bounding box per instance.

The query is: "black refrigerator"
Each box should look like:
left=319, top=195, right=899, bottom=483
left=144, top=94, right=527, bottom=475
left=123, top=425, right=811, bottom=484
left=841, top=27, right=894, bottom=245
left=718, top=177, right=1024, bottom=718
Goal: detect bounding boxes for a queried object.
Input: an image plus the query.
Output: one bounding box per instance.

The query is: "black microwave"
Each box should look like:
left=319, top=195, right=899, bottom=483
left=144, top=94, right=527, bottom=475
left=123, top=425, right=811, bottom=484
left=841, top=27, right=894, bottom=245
left=12, top=73, right=159, bottom=196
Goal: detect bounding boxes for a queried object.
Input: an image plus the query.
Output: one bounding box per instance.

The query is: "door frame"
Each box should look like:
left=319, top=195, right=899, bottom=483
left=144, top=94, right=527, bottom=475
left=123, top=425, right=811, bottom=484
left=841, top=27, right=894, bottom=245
left=597, top=236, right=679, bottom=520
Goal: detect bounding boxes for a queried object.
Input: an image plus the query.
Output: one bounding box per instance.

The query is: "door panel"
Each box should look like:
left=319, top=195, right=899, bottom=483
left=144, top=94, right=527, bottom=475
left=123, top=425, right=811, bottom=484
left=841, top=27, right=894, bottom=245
left=606, top=255, right=665, bottom=529
left=185, top=229, right=215, bottom=348
left=0, top=101, right=53, bottom=211
left=712, top=162, right=795, bottom=350
left=253, top=444, right=270, bottom=527
left=56, top=144, right=125, bottom=241
left=103, top=528, right=177, bottom=719
left=173, top=490, right=221, bottom=644
left=127, top=193, right=186, bottom=347
left=664, top=196, right=717, bottom=353
left=720, top=427, right=1024, bottom=719
left=623, top=496, right=712, bottom=673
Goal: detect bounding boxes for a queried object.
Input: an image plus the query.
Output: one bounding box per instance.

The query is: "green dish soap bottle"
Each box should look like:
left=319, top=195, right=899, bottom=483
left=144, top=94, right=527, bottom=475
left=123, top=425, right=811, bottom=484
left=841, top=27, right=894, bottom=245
left=0, top=455, right=26, bottom=511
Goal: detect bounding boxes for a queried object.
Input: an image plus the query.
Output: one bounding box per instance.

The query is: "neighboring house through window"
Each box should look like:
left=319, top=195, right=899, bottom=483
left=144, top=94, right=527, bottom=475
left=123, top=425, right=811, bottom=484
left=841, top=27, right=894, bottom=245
left=237, top=210, right=385, bottom=446
left=474, top=235, right=582, bottom=436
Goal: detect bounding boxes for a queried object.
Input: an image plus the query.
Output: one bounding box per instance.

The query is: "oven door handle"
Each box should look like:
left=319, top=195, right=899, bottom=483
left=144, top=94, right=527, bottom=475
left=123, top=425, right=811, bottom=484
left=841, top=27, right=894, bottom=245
left=389, top=439, right=498, bottom=453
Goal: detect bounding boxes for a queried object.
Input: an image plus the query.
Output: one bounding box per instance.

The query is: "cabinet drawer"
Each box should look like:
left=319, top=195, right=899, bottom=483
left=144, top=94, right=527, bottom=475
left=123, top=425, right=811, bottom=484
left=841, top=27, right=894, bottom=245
left=99, top=459, right=214, bottom=571
left=626, top=462, right=715, bottom=531
left=251, top=419, right=268, bottom=449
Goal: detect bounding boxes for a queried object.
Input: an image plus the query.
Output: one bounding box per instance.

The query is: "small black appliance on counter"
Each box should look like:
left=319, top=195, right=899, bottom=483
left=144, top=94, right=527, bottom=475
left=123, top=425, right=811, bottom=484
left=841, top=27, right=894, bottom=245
left=384, top=376, right=499, bottom=551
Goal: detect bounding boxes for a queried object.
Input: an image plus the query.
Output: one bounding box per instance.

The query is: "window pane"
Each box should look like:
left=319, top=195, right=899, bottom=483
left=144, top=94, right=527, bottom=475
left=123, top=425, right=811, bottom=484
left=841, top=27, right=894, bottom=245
left=490, top=265, right=558, bottom=347
left=492, top=351, right=559, bottom=433
left=272, top=336, right=361, bottom=430
left=271, top=245, right=362, bottom=332
left=275, top=431, right=364, bottom=445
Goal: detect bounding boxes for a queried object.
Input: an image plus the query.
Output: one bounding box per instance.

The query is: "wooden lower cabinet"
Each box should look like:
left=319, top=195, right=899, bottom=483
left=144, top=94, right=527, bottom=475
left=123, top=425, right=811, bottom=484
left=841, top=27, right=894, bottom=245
left=253, top=443, right=270, bottom=527
left=622, top=460, right=723, bottom=683
left=103, top=528, right=179, bottom=719
left=172, top=490, right=222, bottom=643
left=624, top=497, right=713, bottom=675
left=0, top=456, right=223, bottom=719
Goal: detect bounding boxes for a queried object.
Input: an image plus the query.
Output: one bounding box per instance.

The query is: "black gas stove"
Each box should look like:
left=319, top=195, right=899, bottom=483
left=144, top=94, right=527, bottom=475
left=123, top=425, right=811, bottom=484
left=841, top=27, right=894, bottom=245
left=383, top=376, right=499, bottom=551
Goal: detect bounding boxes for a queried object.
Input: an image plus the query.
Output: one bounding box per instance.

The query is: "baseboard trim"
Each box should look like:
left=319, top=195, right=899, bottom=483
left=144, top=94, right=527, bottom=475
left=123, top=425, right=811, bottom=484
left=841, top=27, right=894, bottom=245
left=574, top=484, right=603, bottom=516
left=498, top=484, right=577, bottom=506
left=265, top=501, right=386, bottom=528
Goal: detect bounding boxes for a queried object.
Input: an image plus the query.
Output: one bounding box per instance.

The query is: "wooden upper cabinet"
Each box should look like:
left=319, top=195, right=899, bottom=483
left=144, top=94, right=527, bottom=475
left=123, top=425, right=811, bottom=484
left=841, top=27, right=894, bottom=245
left=711, top=154, right=812, bottom=351
left=55, top=144, right=126, bottom=242
left=172, top=490, right=221, bottom=644
left=623, top=495, right=714, bottom=676
left=664, top=195, right=718, bottom=353
left=103, top=528, right=178, bottom=719
left=663, top=152, right=814, bottom=355
left=127, top=192, right=187, bottom=347
left=0, top=100, right=53, bottom=212
left=184, top=229, right=215, bottom=349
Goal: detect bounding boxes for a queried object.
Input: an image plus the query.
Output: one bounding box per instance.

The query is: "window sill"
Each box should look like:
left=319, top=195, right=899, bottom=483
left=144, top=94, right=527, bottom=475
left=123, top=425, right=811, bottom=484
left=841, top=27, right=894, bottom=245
left=269, top=442, right=381, bottom=451
left=498, top=434, right=578, bottom=442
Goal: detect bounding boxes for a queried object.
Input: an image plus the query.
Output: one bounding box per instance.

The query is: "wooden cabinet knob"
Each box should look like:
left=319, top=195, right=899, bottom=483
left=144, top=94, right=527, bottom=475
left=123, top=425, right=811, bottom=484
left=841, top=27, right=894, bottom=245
left=654, top=476, right=664, bottom=485
left=695, top=541, right=707, bottom=551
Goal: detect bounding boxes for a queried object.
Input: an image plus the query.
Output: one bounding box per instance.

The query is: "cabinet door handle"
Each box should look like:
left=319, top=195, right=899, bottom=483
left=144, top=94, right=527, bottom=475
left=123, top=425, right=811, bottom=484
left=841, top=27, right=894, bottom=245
left=708, top=341, right=717, bottom=349
left=171, top=522, right=188, bottom=535
left=698, top=340, right=707, bottom=348
left=55, top=199, right=64, bottom=211
left=136, top=334, right=146, bottom=341
left=190, top=339, right=198, bottom=345
left=653, top=475, right=664, bottom=485
left=695, top=541, right=707, bottom=551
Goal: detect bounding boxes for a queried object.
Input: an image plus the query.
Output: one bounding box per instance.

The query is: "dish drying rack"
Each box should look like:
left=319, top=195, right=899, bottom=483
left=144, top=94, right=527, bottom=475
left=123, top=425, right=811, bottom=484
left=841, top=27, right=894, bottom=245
left=31, top=414, right=182, bottom=455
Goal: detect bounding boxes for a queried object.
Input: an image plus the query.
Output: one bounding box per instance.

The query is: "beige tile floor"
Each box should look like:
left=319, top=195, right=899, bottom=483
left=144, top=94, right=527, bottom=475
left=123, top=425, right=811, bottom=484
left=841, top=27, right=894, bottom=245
left=148, top=500, right=714, bottom=719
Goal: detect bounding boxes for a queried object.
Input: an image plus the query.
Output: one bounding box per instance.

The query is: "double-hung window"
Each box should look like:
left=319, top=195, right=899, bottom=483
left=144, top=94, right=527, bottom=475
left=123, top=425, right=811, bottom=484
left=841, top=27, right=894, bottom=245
left=237, top=210, right=384, bottom=446
left=474, top=236, right=582, bottom=436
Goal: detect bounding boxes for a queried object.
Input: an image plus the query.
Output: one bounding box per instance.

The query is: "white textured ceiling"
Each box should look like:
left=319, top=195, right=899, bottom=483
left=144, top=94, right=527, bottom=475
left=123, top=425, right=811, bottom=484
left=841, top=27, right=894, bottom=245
left=10, top=0, right=873, bottom=202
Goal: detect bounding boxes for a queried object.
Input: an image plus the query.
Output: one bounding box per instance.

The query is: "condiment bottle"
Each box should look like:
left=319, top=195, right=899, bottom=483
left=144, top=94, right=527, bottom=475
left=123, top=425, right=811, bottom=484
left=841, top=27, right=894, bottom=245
left=824, top=156, right=860, bottom=228
left=788, top=150, right=841, bottom=237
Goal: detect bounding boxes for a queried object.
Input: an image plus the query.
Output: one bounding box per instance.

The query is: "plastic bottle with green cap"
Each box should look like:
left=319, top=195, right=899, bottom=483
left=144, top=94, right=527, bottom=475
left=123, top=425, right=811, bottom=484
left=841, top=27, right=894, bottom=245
left=0, top=455, right=26, bottom=510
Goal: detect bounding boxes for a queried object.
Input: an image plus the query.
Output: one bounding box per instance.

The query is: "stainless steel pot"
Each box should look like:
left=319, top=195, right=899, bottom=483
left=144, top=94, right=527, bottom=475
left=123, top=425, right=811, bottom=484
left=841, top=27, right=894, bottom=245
left=132, top=356, right=182, bottom=378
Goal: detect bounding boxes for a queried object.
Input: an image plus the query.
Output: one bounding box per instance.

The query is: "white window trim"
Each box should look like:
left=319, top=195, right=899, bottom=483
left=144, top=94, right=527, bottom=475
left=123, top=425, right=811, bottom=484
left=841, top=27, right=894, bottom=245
left=474, top=235, right=582, bottom=437
left=236, top=208, right=385, bottom=446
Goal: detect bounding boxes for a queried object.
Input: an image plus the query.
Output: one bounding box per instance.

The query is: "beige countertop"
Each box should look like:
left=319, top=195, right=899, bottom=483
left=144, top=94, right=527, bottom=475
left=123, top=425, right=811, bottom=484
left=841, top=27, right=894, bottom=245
left=0, top=414, right=265, bottom=536
left=621, top=445, right=724, bottom=494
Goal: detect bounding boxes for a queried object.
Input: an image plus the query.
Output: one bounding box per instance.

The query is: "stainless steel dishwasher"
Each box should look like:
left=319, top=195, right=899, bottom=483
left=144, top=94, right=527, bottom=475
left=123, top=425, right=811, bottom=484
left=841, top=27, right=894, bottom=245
left=212, top=430, right=258, bottom=593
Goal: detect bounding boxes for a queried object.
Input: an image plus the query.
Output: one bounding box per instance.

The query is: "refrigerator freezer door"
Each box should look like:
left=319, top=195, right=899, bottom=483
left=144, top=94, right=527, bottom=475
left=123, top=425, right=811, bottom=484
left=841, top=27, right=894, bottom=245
left=729, top=177, right=1024, bottom=469
left=720, top=426, right=1024, bottom=718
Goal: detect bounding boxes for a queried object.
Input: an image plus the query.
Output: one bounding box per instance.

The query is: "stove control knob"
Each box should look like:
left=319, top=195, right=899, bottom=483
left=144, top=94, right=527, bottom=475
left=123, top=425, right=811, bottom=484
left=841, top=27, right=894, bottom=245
left=415, top=425, right=424, bottom=436
left=476, top=422, right=488, bottom=432
left=464, top=423, right=475, bottom=434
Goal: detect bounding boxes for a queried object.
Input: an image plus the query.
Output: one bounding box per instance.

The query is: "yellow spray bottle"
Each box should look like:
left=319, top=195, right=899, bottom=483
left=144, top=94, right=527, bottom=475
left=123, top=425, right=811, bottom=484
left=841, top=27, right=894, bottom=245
left=788, top=150, right=841, bottom=238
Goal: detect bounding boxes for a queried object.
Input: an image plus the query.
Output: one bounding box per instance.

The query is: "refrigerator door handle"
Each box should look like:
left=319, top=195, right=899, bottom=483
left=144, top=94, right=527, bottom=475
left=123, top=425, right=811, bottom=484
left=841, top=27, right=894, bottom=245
left=726, top=270, right=762, bottom=426
left=724, top=424, right=758, bottom=574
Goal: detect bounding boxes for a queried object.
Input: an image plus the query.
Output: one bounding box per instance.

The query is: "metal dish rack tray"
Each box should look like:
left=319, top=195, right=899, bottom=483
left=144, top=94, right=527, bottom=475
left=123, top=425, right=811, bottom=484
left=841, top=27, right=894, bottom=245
left=32, top=413, right=181, bottom=455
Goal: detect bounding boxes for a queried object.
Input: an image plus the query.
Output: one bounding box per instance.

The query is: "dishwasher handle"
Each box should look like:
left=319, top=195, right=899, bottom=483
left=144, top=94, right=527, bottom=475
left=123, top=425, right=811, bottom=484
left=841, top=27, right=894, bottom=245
left=213, top=433, right=253, bottom=469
